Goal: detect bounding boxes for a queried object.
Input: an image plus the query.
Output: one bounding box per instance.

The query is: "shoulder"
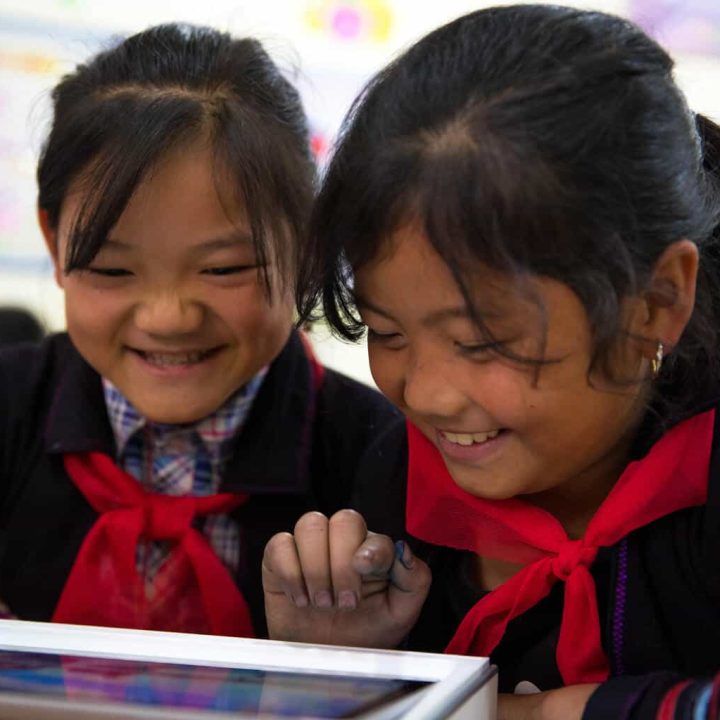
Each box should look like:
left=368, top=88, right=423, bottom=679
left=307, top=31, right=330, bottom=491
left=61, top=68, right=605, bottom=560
left=0, top=333, right=75, bottom=410
left=314, top=367, right=405, bottom=466
left=309, top=367, right=407, bottom=516
left=629, top=404, right=720, bottom=602
left=318, top=370, right=409, bottom=531
left=317, top=366, right=403, bottom=429
left=0, top=333, right=79, bottom=495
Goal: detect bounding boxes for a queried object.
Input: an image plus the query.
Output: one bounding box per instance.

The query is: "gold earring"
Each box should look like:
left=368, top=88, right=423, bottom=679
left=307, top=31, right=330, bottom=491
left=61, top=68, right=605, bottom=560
left=651, top=341, right=664, bottom=378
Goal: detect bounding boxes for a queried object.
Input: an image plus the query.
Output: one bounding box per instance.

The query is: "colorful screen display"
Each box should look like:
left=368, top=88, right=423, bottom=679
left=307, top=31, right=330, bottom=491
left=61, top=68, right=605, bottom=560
left=0, top=650, right=426, bottom=717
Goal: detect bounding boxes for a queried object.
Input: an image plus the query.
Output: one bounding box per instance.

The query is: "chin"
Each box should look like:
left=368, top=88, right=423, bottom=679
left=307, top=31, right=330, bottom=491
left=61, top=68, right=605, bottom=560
left=449, top=472, right=519, bottom=502
left=134, top=400, right=217, bottom=426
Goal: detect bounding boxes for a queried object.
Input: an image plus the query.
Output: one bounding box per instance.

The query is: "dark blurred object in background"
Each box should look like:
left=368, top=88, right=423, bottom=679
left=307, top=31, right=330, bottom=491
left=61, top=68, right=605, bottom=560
left=0, top=306, right=45, bottom=347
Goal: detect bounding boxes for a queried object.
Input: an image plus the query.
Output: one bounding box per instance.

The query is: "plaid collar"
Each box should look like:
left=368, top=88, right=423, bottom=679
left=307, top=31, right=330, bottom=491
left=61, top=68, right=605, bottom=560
left=102, top=370, right=268, bottom=458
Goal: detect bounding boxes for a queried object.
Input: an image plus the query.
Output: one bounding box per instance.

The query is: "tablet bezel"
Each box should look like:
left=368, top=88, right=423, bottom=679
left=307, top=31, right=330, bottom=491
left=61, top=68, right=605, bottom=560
left=0, top=621, right=495, bottom=719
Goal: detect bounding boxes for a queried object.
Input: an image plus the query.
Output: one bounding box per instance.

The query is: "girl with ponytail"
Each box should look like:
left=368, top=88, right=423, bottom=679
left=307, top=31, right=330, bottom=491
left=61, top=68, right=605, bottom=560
left=263, top=6, right=720, bottom=718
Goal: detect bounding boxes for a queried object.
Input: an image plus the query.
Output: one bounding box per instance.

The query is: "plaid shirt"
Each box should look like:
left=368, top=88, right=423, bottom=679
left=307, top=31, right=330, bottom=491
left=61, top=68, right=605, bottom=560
left=102, top=372, right=267, bottom=586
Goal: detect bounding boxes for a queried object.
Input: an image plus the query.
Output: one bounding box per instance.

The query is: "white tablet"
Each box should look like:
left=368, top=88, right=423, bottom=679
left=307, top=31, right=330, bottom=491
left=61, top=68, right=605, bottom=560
left=0, top=621, right=496, bottom=719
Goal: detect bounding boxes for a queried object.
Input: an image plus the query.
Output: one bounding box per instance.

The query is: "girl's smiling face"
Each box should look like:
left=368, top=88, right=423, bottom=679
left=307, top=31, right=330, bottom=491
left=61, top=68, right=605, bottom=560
left=43, top=140, right=294, bottom=424
left=355, top=224, right=650, bottom=521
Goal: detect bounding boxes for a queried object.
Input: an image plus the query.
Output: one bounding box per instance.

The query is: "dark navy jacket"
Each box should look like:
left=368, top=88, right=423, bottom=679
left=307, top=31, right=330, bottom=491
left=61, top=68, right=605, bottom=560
left=0, top=330, right=405, bottom=636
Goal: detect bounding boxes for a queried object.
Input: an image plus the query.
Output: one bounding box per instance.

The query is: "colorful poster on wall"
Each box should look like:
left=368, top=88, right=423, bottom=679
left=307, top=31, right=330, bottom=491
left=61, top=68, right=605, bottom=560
left=0, top=30, right=84, bottom=269
left=303, top=0, right=393, bottom=44
left=629, top=0, right=720, bottom=56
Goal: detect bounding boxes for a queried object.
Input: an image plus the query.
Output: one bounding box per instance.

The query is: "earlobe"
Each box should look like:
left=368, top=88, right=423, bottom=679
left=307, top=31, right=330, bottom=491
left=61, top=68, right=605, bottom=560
left=641, top=239, right=699, bottom=360
left=37, top=207, right=64, bottom=288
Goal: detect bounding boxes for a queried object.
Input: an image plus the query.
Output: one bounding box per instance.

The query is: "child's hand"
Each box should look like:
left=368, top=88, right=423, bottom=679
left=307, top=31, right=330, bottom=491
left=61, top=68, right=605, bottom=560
left=497, top=684, right=599, bottom=720
left=262, top=509, right=431, bottom=648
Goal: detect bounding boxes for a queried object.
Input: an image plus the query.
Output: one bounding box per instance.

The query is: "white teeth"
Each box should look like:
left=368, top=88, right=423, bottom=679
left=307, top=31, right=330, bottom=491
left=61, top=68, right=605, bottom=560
left=442, top=429, right=500, bottom=446
left=141, top=351, right=210, bottom=366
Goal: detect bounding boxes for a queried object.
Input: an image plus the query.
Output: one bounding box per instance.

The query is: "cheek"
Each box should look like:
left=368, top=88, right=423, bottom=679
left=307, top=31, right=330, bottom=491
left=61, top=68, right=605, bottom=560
left=368, top=348, right=405, bottom=406
left=461, top=362, right=533, bottom=419
left=220, top=287, right=293, bottom=349
left=511, top=376, right=639, bottom=464
left=64, top=284, right=126, bottom=337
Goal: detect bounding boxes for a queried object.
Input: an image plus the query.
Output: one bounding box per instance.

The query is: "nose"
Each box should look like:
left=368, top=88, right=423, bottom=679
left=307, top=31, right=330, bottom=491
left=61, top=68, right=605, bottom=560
left=402, top=347, right=467, bottom=419
left=134, top=289, right=203, bottom=337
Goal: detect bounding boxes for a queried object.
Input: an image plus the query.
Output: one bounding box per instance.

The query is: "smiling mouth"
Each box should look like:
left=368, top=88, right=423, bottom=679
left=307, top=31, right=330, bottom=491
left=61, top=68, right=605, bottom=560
left=439, top=429, right=502, bottom=446
left=132, top=348, right=221, bottom=367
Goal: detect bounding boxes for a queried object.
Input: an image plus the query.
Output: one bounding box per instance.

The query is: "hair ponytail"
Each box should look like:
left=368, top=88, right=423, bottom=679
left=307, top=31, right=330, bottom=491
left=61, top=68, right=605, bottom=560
left=653, top=113, right=720, bottom=415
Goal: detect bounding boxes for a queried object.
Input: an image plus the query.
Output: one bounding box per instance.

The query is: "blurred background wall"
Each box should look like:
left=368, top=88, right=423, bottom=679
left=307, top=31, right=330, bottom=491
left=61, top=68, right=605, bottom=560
left=1, top=0, right=719, bottom=385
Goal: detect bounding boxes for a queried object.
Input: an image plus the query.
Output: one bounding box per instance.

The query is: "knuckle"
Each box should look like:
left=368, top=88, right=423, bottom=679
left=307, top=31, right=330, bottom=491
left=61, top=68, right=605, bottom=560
left=364, top=533, right=395, bottom=560
left=366, top=530, right=393, bottom=546
left=294, top=511, right=329, bottom=535
left=329, top=508, right=367, bottom=533
left=263, top=532, right=294, bottom=564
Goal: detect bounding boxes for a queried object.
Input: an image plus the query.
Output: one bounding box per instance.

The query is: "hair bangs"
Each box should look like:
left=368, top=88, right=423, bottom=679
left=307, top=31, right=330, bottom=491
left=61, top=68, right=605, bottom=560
left=63, top=92, right=206, bottom=272
left=212, top=98, right=314, bottom=299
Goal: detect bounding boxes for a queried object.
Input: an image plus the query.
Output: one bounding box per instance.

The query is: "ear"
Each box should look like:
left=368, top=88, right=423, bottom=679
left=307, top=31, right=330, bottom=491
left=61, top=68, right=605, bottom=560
left=636, top=239, right=698, bottom=360
left=38, top=207, right=65, bottom=288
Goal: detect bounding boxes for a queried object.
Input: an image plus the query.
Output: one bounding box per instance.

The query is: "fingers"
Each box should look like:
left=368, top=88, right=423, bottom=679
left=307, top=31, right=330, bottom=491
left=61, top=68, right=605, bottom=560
left=350, top=536, right=429, bottom=594
left=262, top=509, right=429, bottom=622
left=294, top=512, right=333, bottom=608
left=352, top=532, right=397, bottom=579
left=262, top=531, right=309, bottom=607
left=263, top=510, right=373, bottom=610
left=328, top=510, right=368, bottom=609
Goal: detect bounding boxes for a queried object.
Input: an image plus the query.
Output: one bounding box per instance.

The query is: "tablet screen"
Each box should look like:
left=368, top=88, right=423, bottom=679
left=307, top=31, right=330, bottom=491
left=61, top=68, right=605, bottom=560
left=0, top=650, right=426, bottom=717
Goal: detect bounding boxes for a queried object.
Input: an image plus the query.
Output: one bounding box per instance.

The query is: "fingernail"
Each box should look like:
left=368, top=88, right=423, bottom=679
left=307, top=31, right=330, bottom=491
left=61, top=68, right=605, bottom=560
left=314, top=590, right=333, bottom=609
left=337, top=590, right=357, bottom=610
left=293, top=593, right=309, bottom=608
left=394, top=540, right=415, bottom=570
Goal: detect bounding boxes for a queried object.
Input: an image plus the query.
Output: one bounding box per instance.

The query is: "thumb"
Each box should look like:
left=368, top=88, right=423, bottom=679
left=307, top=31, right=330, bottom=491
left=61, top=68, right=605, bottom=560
left=386, top=540, right=431, bottom=622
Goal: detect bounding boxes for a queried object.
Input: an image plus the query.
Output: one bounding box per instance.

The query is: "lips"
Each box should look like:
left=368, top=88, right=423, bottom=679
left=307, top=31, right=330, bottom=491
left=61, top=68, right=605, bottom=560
left=435, top=427, right=507, bottom=464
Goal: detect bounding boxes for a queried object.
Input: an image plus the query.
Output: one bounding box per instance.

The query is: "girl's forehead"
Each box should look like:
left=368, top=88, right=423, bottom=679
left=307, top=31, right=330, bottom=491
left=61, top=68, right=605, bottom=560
left=358, top=224, right=511, bottom=290
left=62, top=143, right=247, bottom=231
left=354, top=226, right=539, bottom=320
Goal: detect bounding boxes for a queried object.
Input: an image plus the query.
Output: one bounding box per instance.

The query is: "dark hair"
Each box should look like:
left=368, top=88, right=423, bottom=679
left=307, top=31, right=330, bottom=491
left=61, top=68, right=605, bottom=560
left=38, top=23, right=315, bottom=291
left=300, top=4, right=720, bottom=416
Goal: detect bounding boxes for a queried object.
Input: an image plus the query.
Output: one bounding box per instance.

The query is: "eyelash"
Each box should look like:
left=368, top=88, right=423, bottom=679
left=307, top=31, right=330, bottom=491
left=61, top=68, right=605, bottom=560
left=366, top=328, right=401, bottom=342
left=87, top=267, right=131, bottom=277
left=201, top=265, right=255, bottom=276
left=455, top=340, right=504, bottom=356
left=88, top=265, right=256, bottom=277
left=366, top=326, right=509, bottom=358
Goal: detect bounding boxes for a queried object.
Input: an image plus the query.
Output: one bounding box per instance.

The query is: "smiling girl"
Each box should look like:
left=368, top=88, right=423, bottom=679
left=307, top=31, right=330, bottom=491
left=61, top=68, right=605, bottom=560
left=263, top=5, right=720, bottom=718
left=0, top=24, right=403, bottom=637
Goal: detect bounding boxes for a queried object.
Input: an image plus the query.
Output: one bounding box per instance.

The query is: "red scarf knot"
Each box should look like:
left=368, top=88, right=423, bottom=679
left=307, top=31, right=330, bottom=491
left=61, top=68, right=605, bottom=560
left=406, top=409, right=713, bottom=684
left=141, top=495, right=196, bottom=540
left=53, top=452, right=255, bottom=637
left=551, top=541, right=597, bottom=581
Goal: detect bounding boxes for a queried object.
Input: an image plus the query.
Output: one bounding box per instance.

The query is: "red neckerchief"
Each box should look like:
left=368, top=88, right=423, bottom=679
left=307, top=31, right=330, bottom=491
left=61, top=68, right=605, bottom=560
left=406, top=409, right=713, bottom=684
left=54, top=333, right=325, bottom=636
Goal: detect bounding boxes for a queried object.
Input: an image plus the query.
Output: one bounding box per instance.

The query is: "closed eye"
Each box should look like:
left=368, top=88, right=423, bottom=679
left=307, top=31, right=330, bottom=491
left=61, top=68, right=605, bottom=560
left=366, top=328, right=403, bottom=343
left=87, top=267, right=132, bottom=277
left=201, top=265, right=256, bottom=276
left=455, top=339, right=506, bottom=356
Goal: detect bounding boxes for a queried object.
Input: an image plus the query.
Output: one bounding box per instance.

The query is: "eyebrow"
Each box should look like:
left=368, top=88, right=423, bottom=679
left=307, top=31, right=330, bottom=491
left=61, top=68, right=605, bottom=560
left=102, top=232, right=254, bottom=253
left=193, top=232, right=254, bottom=253
left=355, top=295, right=479, bottom=328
